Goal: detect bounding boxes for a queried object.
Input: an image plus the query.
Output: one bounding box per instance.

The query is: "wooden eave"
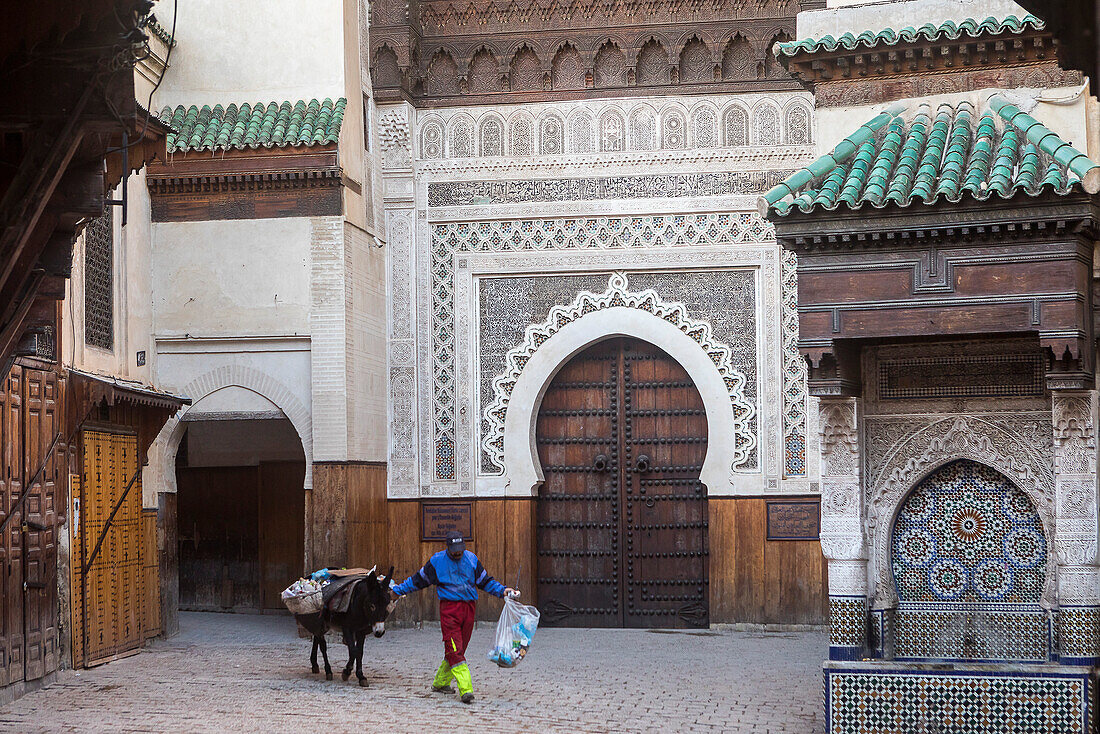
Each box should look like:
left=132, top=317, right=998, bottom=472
left=104, top=107, right=171, bottom=192
left=145, top=143, right=345, bottom=221
left=147, top=144, right=342, bottom=194
left=1013, top=0, right=1099, bottom=83
left=370, top=12, right=806, bottom=106
left=782, top=190, right=1100, bottom=393
left=69, top=368, right=190, bottom=413
left=772, top=189, right=1099, bottom=252
left=782, top=29, right=1055, bottom=89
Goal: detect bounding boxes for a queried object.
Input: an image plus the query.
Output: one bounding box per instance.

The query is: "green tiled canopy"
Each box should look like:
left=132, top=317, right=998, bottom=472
left=775, top=14, right=1044, bottom=57
left=160, top=98, right=346, bottom=153
left=760, top=95, right=1100, bottom=217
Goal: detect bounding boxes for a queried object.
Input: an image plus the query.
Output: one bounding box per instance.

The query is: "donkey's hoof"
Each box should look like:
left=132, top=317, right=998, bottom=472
left=325, top=672, right=333, bottom=681
left=358, top=677, right=368, bottom=687
left=341, top=671, right=351, bottom=682
left=311, top=666, right=319, bottom=674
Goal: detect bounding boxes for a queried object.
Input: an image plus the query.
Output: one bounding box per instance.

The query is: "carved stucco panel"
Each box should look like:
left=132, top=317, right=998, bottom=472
left=386, top=205, right=418, bottom=497
left=417, top=93, right=814, bottom=160
left=416, top=210, right=435, bottom=489
left=820, top=400, right=859, bottom=480
left=403, top=94, right=816, bottom=495
left=480, top=271, right=756, bottom=476
left=1059, top=566, right=1100, bottom=603
left=1054, top=393, right=1097, bottom=475
left=866, top=414, right=1056, bottom=607
left=379, top=107, right=411, bottom=169
left=1052, top=391, right=1100, bottom=605
left=460, top=245, right=782, bottom=496
left=818, top=399, right=867, bottom=596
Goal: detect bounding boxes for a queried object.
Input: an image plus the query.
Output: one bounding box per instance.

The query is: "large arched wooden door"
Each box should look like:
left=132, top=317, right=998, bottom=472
left=536, top=338, right=709, bottom=628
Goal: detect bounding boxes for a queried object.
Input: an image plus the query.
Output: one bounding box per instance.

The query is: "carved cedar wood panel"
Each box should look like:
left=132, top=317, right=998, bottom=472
left=370, top=2, right=799, bottom=103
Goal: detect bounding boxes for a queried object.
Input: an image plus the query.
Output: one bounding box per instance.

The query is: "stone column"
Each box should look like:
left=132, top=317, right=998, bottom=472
left=1052, top=390, right=1100, bottom=666
left=818, top=398, right=870, bottom=660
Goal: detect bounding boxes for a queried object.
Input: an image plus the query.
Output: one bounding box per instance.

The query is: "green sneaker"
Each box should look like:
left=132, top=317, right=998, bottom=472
left=431, top=660, right=454, bottom=693
left=452, top=662, right=474, bottom=703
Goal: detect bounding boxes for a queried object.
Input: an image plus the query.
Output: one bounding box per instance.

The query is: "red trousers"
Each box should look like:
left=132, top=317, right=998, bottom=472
left=440, top=599, right=476, bottom=667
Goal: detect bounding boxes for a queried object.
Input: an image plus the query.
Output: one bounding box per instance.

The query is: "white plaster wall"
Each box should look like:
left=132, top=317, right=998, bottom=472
left=306, top=217, right=387, bottom=463
left=156, top=0, right=345, bottom=108
left=345, top=222, right=388, bottom=462
left=145, top=341, right=314, bottom=499
left=151, top=218, right=311, bottom=338
left=309, top=217, right=348, bottom=461
left=339, top=0, right=374, bottom=235
left=63, top=171, right=157, bottom=384
left=154, top=344, right=312, bottom=415
left=804, top=0, right=1031, bottom=39
left=826, top=0, right=890, bottom=7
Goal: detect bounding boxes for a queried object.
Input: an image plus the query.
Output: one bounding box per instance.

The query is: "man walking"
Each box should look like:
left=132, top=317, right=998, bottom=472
left=390, top=531, right=516, bottom=703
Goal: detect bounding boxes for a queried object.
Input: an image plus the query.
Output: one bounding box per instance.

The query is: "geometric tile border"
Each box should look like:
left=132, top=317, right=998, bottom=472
left=825, top=662, right=1097, bottom=734
left=830, top=596, right=868, bottom=651
left=893, top=607, right=1049, bottom=663
left=1059, top=606, right=1100, bottom=665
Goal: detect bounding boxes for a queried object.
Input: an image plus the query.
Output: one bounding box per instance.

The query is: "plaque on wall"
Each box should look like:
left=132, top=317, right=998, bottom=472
left=421, top=502, right=474, bottom=542
left=766, top=500, right=820, bottom=541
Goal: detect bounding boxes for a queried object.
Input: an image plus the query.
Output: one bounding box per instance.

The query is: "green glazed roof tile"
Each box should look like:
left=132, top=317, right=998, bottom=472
left=760, top=94, right=1100, bottom=217
left=160, top=98, right=346, bottom=153
left=776, top=14, right=1045, bottom=57
left=146, top=16, right=176, bottom=47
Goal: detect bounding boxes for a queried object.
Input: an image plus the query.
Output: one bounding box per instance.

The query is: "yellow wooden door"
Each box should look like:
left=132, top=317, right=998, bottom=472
left=71, top=430, right=147, bottom=667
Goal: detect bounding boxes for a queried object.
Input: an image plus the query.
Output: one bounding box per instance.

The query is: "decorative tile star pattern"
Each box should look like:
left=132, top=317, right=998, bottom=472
left=893, top=460, right=1046, bottom=604
left=890, top=460, right=1050, bottom=662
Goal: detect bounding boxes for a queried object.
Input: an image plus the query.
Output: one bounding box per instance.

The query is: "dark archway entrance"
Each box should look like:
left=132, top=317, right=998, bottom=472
left=176, top=413, right=305, bottom=613
left=535, top=337, right=709, bottom=628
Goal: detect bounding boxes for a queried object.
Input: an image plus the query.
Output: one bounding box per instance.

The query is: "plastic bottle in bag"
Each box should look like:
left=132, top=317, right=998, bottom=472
left=488, top=595, right=540, bottom=668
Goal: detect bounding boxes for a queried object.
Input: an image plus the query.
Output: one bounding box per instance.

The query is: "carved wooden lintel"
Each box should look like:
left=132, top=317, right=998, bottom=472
left=780, top=24, right=1068, bottom=97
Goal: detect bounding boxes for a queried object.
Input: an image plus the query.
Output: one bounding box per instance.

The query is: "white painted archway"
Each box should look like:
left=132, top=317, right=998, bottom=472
left=146, top=365, right=314, bottom=497
left=499, top=306, right=742, bottom=496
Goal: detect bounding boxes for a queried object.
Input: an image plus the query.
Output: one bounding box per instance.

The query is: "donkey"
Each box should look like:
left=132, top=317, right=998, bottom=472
left=296, top=566, right=396, bottom=686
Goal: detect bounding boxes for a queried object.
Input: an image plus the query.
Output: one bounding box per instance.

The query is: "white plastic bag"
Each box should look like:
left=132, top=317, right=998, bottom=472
left=488, top=595, right=540, bottom=668
left=281, top=578, right=325, bottom=615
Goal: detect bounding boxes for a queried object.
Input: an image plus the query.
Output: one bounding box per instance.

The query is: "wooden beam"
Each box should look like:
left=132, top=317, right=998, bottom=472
left=0, top=272, right=43, bottom=377
left=0, top=80, right=93, bottom=294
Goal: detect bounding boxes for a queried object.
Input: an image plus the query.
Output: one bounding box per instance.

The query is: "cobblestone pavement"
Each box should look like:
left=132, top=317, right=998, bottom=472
left=0, top=612, right=826, bottom=733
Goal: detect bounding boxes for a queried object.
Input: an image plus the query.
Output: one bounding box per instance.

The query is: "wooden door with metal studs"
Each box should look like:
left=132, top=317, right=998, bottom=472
left=535, top=338, right=709, bottom=628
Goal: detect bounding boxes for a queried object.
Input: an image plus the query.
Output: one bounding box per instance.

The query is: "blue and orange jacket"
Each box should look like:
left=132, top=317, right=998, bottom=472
left=392, top=550, right=506, bottom=602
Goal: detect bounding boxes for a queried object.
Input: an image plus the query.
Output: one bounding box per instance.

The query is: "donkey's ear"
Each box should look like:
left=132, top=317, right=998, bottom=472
left=383, top=566, right=394, bottom=588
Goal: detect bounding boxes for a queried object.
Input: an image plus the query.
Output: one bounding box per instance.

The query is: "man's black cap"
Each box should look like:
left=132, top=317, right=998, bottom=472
left=445, top=531, right=466, bottom=555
